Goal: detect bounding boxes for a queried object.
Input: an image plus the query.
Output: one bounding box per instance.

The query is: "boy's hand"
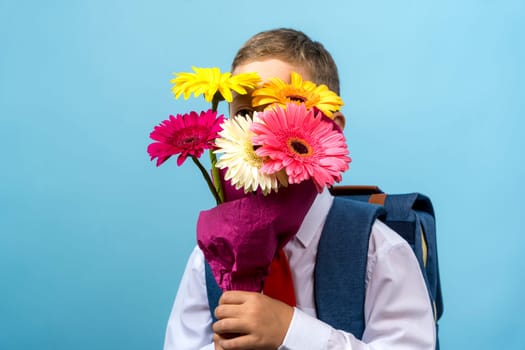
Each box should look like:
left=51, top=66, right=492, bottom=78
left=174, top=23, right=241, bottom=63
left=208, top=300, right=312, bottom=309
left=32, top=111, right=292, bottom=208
left=212, top=291, right=294, bottom=350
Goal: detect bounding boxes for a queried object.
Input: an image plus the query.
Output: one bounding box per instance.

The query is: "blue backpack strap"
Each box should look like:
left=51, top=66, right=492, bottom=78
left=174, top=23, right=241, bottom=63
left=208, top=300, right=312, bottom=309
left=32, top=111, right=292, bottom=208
left=383, top=194, right=443, bottom=319
left=416, top=204, right=444, bottom=320
left=315, top=197, right=385, bottom=338
left=205, top=261, right=222, bottom=322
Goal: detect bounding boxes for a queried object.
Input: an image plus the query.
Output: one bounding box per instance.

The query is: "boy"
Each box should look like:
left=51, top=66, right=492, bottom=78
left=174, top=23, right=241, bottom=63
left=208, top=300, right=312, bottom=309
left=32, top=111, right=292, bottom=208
left=164, top=28, right=435, bottom=350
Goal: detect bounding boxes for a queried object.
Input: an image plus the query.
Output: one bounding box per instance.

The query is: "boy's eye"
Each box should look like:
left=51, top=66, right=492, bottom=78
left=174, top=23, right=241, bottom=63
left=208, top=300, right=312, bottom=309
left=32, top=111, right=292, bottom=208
left=235, top=108, right=254, bottom=118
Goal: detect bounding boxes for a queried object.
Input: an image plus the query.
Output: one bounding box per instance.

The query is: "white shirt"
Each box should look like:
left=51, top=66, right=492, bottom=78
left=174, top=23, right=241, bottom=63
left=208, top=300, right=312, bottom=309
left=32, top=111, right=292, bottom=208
left=164, top=190, right=436, bottom=350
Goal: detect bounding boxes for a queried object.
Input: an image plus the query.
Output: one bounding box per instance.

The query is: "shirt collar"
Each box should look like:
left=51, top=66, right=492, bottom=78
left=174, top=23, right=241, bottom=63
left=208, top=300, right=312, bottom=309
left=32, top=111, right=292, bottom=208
left=294, top=188, right=334, bottom=248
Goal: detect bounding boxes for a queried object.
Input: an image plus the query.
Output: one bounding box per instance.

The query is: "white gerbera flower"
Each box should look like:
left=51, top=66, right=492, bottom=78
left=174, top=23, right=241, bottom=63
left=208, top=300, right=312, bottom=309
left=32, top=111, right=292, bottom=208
left=215, top=114, right=288, bottom=195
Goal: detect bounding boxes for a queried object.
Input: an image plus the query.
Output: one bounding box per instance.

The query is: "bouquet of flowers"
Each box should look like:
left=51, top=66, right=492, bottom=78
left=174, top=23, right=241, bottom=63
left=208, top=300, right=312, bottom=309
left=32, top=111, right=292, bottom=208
left=148, top=67, right=351, bottom=291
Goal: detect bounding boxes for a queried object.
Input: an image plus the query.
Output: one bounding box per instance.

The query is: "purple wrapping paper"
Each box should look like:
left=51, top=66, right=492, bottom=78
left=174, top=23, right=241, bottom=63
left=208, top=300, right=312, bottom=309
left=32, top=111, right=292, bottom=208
left=197, top=180, right=317, bottom=291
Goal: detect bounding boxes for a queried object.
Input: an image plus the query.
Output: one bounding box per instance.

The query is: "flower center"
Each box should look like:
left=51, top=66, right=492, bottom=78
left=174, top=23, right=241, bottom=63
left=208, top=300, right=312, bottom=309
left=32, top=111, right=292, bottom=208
left=174, top=126, right=208, bottom=148
left=287, top=137, right=312, bottom=157
left=182, top=136, right=196, bottom=144
left=287, top=94, right=307, bottom=103
left=243, top=142, right=263, bottom=167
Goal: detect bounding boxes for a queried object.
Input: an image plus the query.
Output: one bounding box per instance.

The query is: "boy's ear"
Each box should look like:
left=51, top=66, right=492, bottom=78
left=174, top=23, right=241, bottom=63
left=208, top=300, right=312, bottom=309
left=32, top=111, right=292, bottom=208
left=333, top=111, right=346, bottom=130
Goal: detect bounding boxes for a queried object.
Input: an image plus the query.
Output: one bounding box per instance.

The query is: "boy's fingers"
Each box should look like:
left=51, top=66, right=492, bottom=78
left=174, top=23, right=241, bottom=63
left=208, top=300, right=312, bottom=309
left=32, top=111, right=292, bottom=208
left=216, top=333, right=254, bottom=350
left=212, top=317, right=249, bottom=335
left=214, top=304, right=242, bottom=319
left=218, top=290, right=254, bottom=305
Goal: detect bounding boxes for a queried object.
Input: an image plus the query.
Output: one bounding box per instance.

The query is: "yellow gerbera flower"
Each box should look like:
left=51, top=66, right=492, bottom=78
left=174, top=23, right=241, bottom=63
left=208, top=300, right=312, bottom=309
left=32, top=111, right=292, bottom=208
left=251, top=71, right=344, bottom=118
left=214, top=114, right=288, bottom=195
left=171, top=67, right=261, bottom=103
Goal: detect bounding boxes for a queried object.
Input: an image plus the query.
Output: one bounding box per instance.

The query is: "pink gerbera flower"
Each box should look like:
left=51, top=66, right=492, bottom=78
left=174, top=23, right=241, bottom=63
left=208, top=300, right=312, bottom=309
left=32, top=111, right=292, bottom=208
left=251, top=103, right=351, bottom=192
left=148, top=109, right=224, bottom=166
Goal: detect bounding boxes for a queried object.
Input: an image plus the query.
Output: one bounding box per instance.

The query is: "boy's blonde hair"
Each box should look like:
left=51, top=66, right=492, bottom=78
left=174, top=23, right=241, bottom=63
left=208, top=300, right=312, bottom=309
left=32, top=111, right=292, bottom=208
left=231, top=28, right=340, bottom=95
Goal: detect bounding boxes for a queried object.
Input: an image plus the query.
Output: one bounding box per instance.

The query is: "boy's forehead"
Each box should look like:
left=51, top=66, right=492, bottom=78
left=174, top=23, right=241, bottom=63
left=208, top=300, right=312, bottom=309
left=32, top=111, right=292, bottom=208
left=232, top=58, right=310, bottom=83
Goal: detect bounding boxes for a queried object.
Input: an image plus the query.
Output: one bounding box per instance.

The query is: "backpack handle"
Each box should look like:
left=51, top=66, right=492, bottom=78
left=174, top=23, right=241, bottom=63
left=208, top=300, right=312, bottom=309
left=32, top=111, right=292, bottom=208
left=330, top=185, right=386, bottom=205
left=330, top=185, right=383, bottom=196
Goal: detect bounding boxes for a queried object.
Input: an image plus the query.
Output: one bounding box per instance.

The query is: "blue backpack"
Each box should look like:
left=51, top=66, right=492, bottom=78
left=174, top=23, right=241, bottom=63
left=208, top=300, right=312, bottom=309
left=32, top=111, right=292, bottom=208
left=329, top=186, right=444, bottom=344
left=205, top=186, right=443, bottom=346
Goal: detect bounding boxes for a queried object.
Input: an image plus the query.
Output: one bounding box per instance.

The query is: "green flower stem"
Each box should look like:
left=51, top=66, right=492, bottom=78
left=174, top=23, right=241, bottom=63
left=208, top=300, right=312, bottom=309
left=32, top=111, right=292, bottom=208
left=209, top=151, right=224, bottom=203
left=210, top=93, right=225, bottom=204
left=192, top=156, right=221, bottom=205
left=211, top=94, right=220, bottom=113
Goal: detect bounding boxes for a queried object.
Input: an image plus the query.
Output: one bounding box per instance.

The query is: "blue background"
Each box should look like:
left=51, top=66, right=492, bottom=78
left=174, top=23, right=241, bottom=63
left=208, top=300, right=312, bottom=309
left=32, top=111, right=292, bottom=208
left=1, top=0, right=523, bottom=349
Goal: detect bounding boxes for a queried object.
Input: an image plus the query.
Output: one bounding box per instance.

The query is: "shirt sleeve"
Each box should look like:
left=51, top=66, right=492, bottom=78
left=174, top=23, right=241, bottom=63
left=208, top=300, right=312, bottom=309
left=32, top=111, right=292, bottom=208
left=163, top=246, right=215, bottom=350
left=280, top=220, right=436, bottom=350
